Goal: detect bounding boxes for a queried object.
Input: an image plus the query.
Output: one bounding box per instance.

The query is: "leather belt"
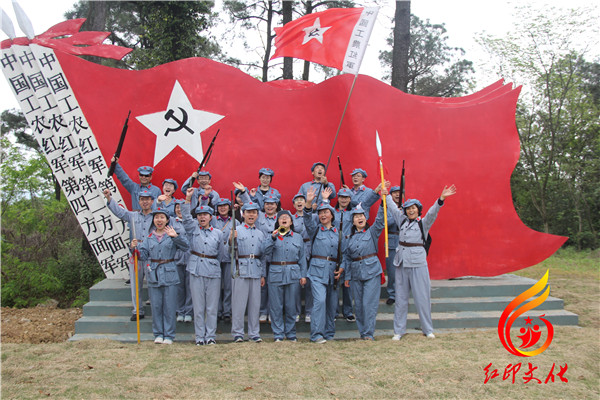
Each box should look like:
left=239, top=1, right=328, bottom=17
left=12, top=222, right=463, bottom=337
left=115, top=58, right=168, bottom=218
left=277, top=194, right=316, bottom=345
left=352, top=253, right=377, bottom=262
left=270, top=261, right=297, bottom=266
left=150, top=259, right=175, bottom=265
left=388, top=231, right=399, bottom=235
left=303, top=238, right=310, bottom=242
left=238, top=254, right=259, bottom=259
left=191, top=251, right=218, bottom=259
left=399, top=241, right=424, bottom=248
left=312, top=255, right=338, bottom=262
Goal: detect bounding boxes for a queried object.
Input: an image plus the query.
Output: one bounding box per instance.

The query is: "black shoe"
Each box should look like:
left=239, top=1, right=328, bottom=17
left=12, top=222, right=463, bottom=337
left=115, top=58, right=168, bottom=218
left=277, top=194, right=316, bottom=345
left=386, top=298, right=395, bottom=305
left=223, top=315, right=231, bottom=322
left=345, top=315, right=356, bottom=322
left=130, top=314, right=144, bottom=321
left=125, top=279, right=131, bottom=285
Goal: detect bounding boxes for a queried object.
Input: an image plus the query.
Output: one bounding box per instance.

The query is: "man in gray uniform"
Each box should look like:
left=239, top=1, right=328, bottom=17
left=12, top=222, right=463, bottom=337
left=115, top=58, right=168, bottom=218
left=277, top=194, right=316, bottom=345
left=110, top=156, right=161, bottom=211
left=181, top=171, right=220, bottom=211
left=298, top=162, right=336, bottom=208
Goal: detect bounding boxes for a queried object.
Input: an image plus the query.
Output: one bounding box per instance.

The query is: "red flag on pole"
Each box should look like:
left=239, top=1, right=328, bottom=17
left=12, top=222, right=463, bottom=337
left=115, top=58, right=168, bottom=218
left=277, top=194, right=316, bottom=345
left=271, top=7, right=379, bottom=74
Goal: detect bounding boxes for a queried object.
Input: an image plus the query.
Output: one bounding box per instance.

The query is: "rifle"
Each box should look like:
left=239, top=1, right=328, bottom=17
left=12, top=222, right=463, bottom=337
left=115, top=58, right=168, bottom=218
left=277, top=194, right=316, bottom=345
left=107, top=110, right=131, bottom=177
left=400, top=160, right=406, bottom=203
left=230, top=190, right=240, bottom=278
left=130, top=217, right=141, bottom=344
left=190, top=129, right=220, bottom=187
left=337, top=156, right=346, bottom=187
left=334, top=214, right=343, bottom=287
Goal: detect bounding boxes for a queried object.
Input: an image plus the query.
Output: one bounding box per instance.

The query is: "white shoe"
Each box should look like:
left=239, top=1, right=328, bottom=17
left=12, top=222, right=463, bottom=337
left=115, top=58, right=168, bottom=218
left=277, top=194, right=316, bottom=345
left=426, top=333, right=435, bottom=339
left=259, top=315, right=268, bottom=323
left=176, top=315, right=184, bottom=322
left=162, top=338, right=173, bottom=345
left=295, top=315, right=300, bottom=322
left=184, top=315, right=192, bottom=323
left=305, top=315, right=311, bottom=323
left=154, top=337, right=164, bottom=344
left=392, top=334, right=402, bottom=341
left=314, top=338, right=326, bottom=344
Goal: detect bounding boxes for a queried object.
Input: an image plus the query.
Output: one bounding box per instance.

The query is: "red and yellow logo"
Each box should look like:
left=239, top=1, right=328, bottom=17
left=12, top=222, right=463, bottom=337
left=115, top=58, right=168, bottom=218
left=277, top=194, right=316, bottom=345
left=498, top=270, right=554, bottom=357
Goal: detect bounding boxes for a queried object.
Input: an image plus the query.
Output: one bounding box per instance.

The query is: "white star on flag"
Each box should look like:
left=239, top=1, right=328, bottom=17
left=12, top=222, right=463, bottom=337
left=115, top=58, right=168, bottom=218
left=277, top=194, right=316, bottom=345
left=302, top=17, right=331, bottom=45
left=136, top=80, right=225, bottom=166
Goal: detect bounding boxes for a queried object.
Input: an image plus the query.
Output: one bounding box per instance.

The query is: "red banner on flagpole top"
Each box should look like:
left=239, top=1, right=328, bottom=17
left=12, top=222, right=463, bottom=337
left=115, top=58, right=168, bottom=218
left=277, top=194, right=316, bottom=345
left=271, top=7, right=378, bottom=74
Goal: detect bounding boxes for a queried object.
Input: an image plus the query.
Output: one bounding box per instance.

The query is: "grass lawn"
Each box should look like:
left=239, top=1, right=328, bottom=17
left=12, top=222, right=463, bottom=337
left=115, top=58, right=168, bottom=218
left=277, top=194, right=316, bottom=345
left=2, top=249, right=598, bottom=399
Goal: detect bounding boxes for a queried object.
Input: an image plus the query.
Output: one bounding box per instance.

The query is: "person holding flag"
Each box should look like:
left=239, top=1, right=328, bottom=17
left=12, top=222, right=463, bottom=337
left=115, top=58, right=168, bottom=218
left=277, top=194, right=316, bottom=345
left=298, top=162, right=336, bottom=208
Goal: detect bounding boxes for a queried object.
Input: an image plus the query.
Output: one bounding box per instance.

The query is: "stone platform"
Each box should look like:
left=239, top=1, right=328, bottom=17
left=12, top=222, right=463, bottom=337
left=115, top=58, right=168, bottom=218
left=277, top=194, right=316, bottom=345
left=70, top=274, right=578, bottom=342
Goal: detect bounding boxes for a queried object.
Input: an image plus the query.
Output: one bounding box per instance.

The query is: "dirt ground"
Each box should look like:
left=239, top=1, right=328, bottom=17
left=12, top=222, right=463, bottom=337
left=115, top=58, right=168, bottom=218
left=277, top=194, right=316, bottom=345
left=1, top=302, right=81, bottom=344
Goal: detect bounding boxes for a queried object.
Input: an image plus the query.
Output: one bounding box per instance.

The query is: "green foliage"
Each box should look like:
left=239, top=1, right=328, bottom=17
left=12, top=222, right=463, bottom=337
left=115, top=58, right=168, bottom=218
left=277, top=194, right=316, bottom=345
left=65, top=1, right=221, bottom=70
left=1, top=110, right=54, bottom=208
left=1, top=110, right=104, bottom=308
left=1, top=198, right=105, bottom=308
left=479, top=5, right=599, bottom=249
left=379, top=15, right=475, bottom=97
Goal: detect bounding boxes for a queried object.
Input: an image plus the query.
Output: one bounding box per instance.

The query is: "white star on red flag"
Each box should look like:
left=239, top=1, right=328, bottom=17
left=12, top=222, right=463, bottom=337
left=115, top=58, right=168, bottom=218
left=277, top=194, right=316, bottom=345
left=136, top=81, right=225, bottom=166
left=301, top=17, right=331, bottom=45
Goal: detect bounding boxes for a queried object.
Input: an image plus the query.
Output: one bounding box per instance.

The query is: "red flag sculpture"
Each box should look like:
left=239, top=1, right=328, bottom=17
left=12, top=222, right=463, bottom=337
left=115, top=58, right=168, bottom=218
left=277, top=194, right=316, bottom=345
left=1, top=20, right=567, bottom=280
left=271, top=7, right=378, bottom=74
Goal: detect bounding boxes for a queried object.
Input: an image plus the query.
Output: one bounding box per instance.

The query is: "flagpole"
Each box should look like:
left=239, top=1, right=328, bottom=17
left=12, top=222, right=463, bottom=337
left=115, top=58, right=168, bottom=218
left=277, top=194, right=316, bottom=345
left=325, top=73, right=358, bottom=172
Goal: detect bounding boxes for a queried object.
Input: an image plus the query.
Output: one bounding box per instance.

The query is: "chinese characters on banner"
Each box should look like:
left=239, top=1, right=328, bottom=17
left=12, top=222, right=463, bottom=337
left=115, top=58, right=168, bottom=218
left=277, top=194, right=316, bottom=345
left=1, top=43, right=130, bottom=278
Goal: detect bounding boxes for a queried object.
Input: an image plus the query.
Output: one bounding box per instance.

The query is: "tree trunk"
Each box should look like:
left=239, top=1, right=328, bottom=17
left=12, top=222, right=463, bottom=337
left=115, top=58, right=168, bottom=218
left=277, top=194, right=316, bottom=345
left=81, top=1, right=108, bottom=65
left=262, top=1, right=275, bottom=82
left=391, top=1, right=410, bottom=91
left=282, top=1, right=293, bottom=79
left=302, top=1, right=314, bottom=81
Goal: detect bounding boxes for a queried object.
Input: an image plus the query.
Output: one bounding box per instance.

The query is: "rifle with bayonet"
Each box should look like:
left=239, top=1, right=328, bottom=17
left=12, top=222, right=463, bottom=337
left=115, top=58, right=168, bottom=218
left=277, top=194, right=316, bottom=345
left=400, top=160, right=406, bottom=202
left=107, top=110, right=131, bottom=177
left=190, top=129, right=220, bottom=187
left=230, top=190, right=240, bottom=278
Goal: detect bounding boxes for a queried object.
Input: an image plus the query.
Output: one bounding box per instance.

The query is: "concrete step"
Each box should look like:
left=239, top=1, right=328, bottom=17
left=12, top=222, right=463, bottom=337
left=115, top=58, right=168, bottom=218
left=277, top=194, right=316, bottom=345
left=83, top=295, right=565, bottom=318
left=88, top=274, right=547, bottom=302
left=73, top=308, right=578, bottom=337
left=73, top=274, right=579, bottom=342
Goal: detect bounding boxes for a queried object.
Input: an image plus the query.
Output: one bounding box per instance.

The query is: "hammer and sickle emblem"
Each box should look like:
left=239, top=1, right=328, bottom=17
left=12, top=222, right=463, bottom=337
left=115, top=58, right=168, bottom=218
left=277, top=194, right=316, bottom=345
left=163, top=107, right=194, bottom=136
left=309, top=28, right=320, bottom=37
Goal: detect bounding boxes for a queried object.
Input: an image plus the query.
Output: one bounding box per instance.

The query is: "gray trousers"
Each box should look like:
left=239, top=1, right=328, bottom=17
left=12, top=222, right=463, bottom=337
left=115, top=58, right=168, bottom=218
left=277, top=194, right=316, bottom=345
left=219, top=262, right=232, bottom=318
left=148, top=284, right=178, bottom=340
left=190, top=275, right=221, bottom=342
left=176, top=264, right=193, bottom=317
left=350, top=275, right=381, bottom=339
left=393, top=265, right=433, bottom=335
left=129, top=260, right=146, bottom=316
left=231, top=277, right=261, bottom=339
left=385, top=248, right=397, bottom=300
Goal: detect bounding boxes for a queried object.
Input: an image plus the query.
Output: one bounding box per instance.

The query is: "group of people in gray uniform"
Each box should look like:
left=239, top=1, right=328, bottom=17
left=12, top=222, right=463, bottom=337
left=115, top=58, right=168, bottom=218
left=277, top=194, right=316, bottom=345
left=104, top=158, right=456, bottom=344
